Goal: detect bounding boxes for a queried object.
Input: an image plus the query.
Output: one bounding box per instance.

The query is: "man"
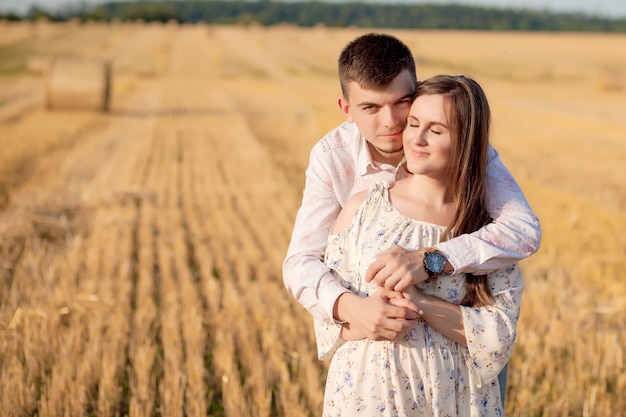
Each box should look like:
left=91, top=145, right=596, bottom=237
left=283, top=32, right=541, bottom=406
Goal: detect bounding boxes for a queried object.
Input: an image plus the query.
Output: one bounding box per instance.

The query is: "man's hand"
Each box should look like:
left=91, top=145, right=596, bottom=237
left=365, top=245, right=429, bottom=290
left=335, top=288, right=420, bottom=341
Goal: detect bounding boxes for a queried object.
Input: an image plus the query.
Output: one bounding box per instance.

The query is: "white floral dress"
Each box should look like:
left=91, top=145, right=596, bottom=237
left=316, top=182, right=524, bottom=417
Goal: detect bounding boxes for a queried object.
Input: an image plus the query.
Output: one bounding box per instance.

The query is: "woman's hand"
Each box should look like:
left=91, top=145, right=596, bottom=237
left=337, top=288, right=422, bottom=341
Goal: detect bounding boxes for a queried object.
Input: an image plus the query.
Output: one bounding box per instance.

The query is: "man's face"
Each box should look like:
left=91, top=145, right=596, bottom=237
left=338, top=69, right=415, bottom=165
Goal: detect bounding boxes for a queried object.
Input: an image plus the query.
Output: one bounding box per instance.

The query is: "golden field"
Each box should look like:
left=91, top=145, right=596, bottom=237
left=0, top=20, right=625, bottom=416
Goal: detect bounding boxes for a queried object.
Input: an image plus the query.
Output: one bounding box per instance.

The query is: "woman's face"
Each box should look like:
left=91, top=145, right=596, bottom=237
left=402, top=93, right=452, bottom=179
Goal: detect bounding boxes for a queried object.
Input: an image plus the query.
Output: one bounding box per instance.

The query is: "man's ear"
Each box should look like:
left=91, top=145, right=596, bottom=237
left=338, top=96, right=354, bottom=123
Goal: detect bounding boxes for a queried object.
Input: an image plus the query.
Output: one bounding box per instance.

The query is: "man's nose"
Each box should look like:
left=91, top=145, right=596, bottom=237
left=381, top=106, right=402, bottom=127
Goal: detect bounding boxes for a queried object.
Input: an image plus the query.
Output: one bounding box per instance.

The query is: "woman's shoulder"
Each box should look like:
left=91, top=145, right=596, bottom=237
left=331, top=182, right=390, bottom=235
left=331, top=189, right=369, bottom=235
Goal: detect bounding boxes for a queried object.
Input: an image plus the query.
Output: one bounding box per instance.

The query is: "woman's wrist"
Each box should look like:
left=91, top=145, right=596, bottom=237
left=405, top=285, right=427, bottom=316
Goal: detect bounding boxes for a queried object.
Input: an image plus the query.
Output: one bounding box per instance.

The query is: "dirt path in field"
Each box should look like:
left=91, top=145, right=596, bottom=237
left=0, top=23, right=323, bottom=416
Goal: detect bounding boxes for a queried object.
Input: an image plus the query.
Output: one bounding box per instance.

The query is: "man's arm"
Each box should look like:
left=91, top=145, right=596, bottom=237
left=283, top=148, right=350, bottom=324
left=436, top=145, right=541, bottom=274
left=365, top=145, right=541, bottom=288
left=283, top=142, right=421, bottom=333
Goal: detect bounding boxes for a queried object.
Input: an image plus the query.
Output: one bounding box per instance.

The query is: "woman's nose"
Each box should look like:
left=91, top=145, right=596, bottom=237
left=408, top=129, right=427, bottom=145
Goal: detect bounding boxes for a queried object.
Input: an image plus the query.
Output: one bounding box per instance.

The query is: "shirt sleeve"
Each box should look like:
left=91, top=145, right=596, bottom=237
left=435, top=145, right=542, bottom=274
left=283, top=145, right=350, bottom=324
left=460, top=264, right=524, bottom=387
left=314, top=316, right=345, bottom=360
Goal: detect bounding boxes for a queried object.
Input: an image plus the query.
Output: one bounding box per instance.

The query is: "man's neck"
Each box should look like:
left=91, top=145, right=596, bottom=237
left=368, top=144, right=404, bottom=167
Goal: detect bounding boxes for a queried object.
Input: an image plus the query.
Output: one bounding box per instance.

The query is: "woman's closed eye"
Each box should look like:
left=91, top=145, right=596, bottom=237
left=407, top=116, right=420, bottom=128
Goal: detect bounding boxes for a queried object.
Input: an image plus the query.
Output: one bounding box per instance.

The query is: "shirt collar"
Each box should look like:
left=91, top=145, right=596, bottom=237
left=357, top=137, right=375, bottom=176
left=395, top=157, right=411, bottom=179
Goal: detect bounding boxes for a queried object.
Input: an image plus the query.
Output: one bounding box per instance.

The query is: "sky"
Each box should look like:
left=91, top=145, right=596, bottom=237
left=2, top=0, right=626, bottom=18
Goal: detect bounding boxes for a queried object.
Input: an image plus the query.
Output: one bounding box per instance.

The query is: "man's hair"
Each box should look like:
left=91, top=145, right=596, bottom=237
left=416, top=74, right=493, bottom=307
left=338, top=33, right=417, bottom=98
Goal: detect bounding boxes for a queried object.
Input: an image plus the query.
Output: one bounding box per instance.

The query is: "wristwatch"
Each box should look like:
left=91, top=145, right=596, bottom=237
left=423, top=250, right=447, bottom=278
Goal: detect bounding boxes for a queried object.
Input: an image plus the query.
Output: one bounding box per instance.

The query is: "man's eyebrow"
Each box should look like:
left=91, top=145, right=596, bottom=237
left=355, top=101, right=379, bottom=108
left=356, top=94, right=413, bottom=108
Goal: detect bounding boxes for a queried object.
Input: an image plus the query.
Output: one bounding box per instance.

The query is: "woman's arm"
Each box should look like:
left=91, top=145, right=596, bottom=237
left=402, top=265, right=524, bottom=385
left=403, top=286, right=467, bottom=346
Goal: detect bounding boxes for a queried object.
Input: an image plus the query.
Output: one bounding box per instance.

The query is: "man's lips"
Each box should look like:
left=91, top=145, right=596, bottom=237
left=381, top=130, right=403, bottom=138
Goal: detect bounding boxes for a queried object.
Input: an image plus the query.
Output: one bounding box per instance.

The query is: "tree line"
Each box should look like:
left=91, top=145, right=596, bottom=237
left=3, top=0, right=626, bottom=32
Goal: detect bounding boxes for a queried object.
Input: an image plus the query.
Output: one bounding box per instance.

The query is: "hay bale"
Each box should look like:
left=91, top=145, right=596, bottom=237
left=45, top=56, right=111, bottom=112
left=25, top=55, right=51, bottom=75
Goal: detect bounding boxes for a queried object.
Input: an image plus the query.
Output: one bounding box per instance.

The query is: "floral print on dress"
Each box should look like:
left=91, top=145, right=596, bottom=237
left=316, top=183, right=524, bottom=417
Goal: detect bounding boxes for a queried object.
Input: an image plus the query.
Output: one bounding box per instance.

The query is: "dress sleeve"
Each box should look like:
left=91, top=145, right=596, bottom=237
left=459, top=264, right=524, bottom=387
left=435, top=145, right=541, bottom=274
left=282, top=144, right=350, bottom=324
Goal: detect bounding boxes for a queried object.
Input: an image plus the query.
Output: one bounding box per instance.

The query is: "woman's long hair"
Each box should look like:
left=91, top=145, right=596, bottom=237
left=415, top=75, right=493, bottom=307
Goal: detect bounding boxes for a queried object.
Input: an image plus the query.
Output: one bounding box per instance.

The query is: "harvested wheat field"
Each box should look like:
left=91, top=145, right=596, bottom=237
left=0, top=20, right=625, bottom=416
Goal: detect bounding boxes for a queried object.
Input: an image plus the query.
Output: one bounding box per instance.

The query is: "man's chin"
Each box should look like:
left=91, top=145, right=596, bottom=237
left=379, top=148, right=404, bottom=156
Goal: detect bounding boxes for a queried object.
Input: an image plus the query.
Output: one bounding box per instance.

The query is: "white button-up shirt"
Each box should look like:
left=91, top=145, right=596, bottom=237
left=283, top=121, right=541, bottom=324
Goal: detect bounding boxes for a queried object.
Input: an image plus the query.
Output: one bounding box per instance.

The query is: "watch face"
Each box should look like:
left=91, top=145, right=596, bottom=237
left=425, top=252, right=446, bottom=274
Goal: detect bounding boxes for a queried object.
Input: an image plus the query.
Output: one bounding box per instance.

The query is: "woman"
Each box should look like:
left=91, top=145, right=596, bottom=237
left=315, top=75, right=524, bottom=416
